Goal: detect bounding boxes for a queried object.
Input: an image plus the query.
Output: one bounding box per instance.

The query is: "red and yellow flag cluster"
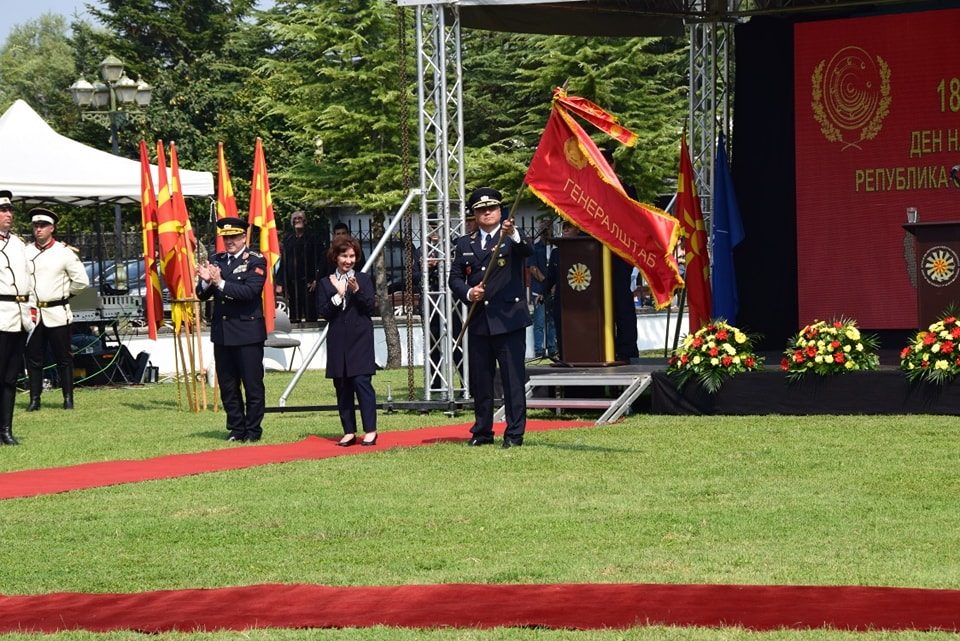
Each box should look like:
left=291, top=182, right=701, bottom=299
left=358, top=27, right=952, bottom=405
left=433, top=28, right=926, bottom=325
left=524, top=88, right=683, bottom=309
left=139, top=138, right=281, bottom=336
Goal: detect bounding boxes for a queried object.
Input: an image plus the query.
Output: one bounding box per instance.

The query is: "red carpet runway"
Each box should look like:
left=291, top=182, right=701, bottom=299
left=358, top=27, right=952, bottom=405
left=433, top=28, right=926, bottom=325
left=0, top=420, right=592, bottom=500
left=1, top=582, right=959, bottom=633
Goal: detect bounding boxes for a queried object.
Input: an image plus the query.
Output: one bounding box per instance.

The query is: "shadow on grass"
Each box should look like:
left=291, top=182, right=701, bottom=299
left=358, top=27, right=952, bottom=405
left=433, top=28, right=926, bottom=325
left=120, top=399, right=182, bottom=410
left=191, top=430, right=230, bottom=441
left=541, top=441, right=638, bottom=454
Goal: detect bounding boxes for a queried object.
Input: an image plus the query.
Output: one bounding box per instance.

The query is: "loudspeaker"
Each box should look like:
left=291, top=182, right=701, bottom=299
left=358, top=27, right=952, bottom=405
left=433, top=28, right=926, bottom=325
left=132, top=351, right=151, bottom=384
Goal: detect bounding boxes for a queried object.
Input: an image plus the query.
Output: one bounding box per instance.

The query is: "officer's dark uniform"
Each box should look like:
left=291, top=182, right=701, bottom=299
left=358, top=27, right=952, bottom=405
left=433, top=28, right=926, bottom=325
left=197, top=217, right=267, bottom=442
left=449, top=187, right=532, bottom=446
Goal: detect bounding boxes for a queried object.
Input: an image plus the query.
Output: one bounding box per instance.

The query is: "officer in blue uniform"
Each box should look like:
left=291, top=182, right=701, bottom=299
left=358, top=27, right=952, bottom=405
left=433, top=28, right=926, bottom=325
left=449, top=187, right=532, bottom=448
left=197, top=217, right=267, bottom=442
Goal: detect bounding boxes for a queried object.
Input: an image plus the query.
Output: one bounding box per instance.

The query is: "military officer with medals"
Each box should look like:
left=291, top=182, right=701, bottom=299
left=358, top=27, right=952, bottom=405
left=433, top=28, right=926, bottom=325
left=449, top=187, right=532, bottom=448
left=0, top=190, right=32, bottom=446
left=24, top=207, right=90, bottom=411
left=197, top=217, right=268, bottom=442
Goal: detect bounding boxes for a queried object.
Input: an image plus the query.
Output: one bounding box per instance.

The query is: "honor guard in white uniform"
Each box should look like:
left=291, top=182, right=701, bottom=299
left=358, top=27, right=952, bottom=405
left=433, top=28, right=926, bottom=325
left=0, top=190, right=33, bottom=446
left=24, top=208, right=89, bottom=411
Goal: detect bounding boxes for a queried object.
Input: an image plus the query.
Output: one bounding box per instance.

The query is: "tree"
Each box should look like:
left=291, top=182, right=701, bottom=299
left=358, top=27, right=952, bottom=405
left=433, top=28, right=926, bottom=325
left=0, top=14, right=77, bottom=125
left=258, top=0, right=418, bottom=368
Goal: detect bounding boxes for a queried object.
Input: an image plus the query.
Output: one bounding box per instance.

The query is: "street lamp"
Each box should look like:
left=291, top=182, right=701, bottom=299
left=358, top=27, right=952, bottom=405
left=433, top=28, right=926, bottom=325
left=68, top=55, right=153, bottom=293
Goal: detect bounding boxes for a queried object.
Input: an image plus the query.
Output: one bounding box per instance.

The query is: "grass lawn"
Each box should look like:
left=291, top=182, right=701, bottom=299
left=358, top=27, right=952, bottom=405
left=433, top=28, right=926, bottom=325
left=2, top=369, right=960, bottom=640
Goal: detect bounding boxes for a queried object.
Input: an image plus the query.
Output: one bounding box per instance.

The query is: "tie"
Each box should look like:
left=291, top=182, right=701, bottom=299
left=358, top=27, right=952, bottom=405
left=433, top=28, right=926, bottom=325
left=482, top=234, right=491, bottom=250
left=226, top=255, right=234, bottom=268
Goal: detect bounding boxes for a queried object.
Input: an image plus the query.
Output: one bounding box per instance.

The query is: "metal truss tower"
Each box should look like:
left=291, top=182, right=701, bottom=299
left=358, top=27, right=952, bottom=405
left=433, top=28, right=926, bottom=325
left=412, top=2, right=468, bottom=403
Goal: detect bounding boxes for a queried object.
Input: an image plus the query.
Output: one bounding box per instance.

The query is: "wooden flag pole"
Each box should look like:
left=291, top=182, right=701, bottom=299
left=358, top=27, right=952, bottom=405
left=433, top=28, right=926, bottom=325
left=193, top=299, right=209, bottom=411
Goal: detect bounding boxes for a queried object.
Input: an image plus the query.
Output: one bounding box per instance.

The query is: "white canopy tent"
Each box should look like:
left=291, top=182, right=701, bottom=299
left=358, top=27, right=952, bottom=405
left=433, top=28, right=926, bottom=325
left=0, top=99, right=213, bottom=206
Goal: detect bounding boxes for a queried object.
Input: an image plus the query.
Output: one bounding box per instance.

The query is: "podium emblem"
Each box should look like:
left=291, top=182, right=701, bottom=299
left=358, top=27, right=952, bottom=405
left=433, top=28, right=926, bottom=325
left=921, top=246, right=958, bottom=287
left=811, top=46, right=890, bottom=150
left=566, top=263, right=591, bottom=291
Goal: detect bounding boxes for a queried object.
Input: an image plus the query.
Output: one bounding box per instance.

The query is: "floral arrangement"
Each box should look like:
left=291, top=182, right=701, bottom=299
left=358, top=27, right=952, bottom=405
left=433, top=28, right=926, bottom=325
left=900, top=313, right=960, bottom=384
left=780, top=319, right=879, bottom=380
left=667, top=320, right=763, bottom=393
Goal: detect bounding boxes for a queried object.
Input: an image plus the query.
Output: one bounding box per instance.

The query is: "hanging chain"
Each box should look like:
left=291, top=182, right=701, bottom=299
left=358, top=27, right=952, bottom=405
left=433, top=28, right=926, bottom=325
left=397, top=5, right=416, bottom=401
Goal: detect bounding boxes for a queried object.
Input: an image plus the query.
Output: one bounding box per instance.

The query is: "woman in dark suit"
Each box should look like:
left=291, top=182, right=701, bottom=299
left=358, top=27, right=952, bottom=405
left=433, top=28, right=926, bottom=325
left=317, top=235, right=378, bottom=446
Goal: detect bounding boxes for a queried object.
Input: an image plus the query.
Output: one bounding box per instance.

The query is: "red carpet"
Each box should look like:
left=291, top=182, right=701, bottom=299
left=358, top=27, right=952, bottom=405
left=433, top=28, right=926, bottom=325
left=2, top=582, right=959, bottom=633
left=0, top=420, right=592, bottom=500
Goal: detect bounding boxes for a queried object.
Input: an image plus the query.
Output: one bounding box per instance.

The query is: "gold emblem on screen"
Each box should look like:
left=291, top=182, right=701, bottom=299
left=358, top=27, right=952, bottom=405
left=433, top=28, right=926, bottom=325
left=811, top=46, right=891, bottom=150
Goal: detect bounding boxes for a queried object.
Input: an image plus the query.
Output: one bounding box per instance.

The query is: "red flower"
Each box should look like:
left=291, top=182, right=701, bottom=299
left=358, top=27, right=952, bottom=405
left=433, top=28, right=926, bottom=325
left=942, top=341, right=955, bottom=354
left=793, top=351, right=805, bottom=363
left=716, top=329, right=728, bottom=341
left=830, top=340, right=840, bottom=350
left=691, top=337, right=703, bottom=348
left=709, top=347, right=719, bottom=357
left=721, top=356, right=733, bottom=366
left=921, top=361, right=930, bottom=368
left=680, top=353, right=689, bottom=364
left=923, top=332, right=936, bottom=345
left=951, top=326, right=960, bottom=339
left=745, top=357, right=755, bottom=368
left=834, top=353, right=845, bottom=363
left=833, top=321, right=843, bottom=328
left=805, top=345, right=817, bottom=357
left=900, top=347, right=911, bottom=359
left=945, top=316, right=956, bottom=324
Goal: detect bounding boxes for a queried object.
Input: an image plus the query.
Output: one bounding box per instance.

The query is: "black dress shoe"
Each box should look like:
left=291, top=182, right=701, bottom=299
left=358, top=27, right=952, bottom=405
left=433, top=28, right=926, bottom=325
left=361, top=433, right=378, bottom=446
left=337, top=435, right=358, bottom=447
left=26, top=397, right=40, bottom=412
left=226, top=434, right=244, bottom=442
left=1, top=427, right=19, bottom=446
left=467, top=435, right=495, bottom=447
left=502, top=437, right=524, bottom=449
left=244, top=435, right=261, bottom=443
left=63, top=395, right=74, bottom=410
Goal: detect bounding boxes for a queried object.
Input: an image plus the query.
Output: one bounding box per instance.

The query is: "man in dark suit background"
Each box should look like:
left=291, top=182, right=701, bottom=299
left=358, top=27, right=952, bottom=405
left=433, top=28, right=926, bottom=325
left=449, top=187, right=532, bottom=448
left=197, top=217, right=267, bottom=443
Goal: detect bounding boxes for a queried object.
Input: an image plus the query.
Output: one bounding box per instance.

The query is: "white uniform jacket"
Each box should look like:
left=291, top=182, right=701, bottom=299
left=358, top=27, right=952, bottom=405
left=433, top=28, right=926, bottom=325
left=0, top=233, right=33, bottom=332
left=26, top=240, right=89, bottom=328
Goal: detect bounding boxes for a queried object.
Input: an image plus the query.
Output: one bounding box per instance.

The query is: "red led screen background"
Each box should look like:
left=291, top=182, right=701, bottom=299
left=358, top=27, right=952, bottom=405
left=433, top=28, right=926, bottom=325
left=794, top=8, right=960, bottom=329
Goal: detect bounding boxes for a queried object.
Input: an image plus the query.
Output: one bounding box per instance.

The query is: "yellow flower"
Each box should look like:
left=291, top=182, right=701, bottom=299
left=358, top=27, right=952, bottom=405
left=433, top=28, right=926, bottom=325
left=723, top=343, right=737, bottom=355
left=843, top=345, right=851, bottom=353
left=932, top=343, right=941, bottom=353
left=734, top=332, right=747, bottom=344
left=710, top=357, right=719, bottom=366
left=855, top=344, right=864, bottom=352
left=733, top=355, right=741, bottom=364
left=814, top=355, right=824, bottom=363
left=845, top=327, right=860, bottom=340
left=692, top=355, right=702, bottom=365
left=844, top=360, right=854, bottom=369
left=935, top=359, right=950, bottom=370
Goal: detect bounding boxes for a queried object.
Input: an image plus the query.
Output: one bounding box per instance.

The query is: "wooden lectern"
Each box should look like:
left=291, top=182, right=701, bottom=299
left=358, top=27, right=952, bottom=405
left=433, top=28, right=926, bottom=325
left=903, top=221, right=960, bottom=327
left=552, top=236, right=616, bottom=366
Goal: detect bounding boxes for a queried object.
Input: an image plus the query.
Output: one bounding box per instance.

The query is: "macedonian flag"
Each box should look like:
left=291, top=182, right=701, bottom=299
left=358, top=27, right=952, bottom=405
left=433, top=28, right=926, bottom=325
left=524, top=96, right=683, bottom=309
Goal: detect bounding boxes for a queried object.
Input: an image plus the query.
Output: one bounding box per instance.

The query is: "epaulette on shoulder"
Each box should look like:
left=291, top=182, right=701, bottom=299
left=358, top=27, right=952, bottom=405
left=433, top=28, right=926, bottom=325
left=247, top=250, right=263, bottom=257
left=61, top=241, right=80, bottom=254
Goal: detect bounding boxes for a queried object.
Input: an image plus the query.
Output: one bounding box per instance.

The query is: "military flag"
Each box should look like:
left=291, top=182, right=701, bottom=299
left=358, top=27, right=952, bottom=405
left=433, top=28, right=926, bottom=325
left=524, top=93, right=683, bottom=309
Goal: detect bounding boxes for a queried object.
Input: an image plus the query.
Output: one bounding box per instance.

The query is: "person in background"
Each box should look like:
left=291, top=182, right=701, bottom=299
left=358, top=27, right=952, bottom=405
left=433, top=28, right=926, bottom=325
left=24, top=208, right=89, bottom=411
left=276, top=210, right=326, bottom=322
left=0, top=190, right=31, bottom=446
left=317, top=234, right=378, bottom=447
left=196, top=217, right=267, bottom=443
left=328, top=221, right=366, bottom=272
left=449, top=187, right=532, bottom=448
left=527, top=213, right=557, bottom=359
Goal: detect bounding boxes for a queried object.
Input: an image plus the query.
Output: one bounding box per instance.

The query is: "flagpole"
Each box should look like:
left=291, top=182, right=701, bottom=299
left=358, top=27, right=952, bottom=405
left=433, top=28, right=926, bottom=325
left=452, top=184, right=527, bottom=353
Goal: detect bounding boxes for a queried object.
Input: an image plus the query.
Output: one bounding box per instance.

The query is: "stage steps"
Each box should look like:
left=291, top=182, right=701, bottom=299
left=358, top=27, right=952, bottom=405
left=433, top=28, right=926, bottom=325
left=495, top=372, right=652, bottom=425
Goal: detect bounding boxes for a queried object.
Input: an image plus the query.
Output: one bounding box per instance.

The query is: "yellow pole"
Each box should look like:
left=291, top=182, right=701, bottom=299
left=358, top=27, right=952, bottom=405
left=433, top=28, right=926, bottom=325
left=602, top=246, right=615, bottom=363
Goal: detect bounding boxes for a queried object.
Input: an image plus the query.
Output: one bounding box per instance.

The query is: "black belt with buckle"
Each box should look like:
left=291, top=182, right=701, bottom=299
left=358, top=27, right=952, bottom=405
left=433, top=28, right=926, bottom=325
left=38, top=298, right=69, bottom=308
left=0, top=294, right=28, bottom=303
